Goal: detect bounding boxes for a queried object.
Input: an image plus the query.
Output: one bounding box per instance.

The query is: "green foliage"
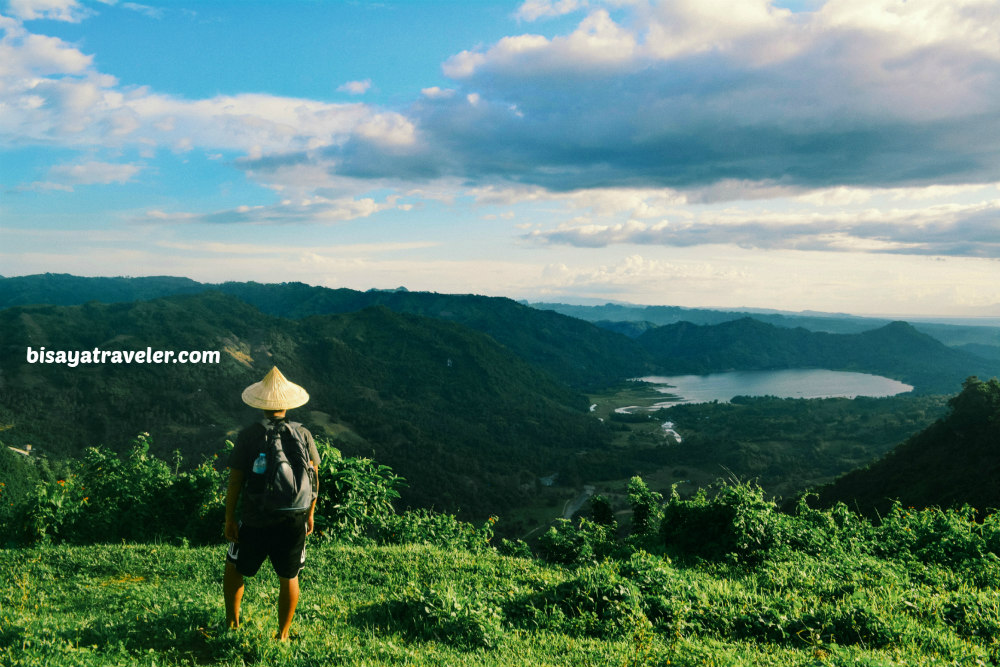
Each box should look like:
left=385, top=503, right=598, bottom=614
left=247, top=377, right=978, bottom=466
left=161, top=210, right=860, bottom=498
left=0, top=291, right=614, bottom=521
left=657, top=393, right=948, bottom=500
left=588, top=494, right=617, bottom=530
left=381, top=582, right=505, bottom=650
left=9, top=491, right=1000, bottom=665
left=376, top=510, right=497, bottom=552
left=312, top=439, right=405, bottom=541
left=627, top=476, right=663, bottom=537
left=817, top=376, right=1000, bottom=516
left=9, top=433, right=225, bottom=545
left=661, top=481, right=780, bottom=564
left=536, top=517, right=615, bottom=565
left=0, top=444, right=40, bottom=542
left=516, top=562, right=646, bottom=639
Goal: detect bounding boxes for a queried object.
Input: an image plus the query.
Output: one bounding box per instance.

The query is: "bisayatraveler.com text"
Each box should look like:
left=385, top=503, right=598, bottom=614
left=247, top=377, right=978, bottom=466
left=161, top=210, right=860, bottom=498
left=26, top=346, right=221, bottom=367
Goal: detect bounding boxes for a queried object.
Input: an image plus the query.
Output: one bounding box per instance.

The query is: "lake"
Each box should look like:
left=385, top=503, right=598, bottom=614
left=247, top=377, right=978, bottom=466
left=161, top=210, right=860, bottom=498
left=636, top=368, right=913, bottom=408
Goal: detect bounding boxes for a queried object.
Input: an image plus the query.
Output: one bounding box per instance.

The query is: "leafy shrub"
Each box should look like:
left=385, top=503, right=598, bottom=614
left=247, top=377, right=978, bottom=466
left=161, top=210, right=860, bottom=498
left=536, top=517, right=614, bottom=565
left=516, top=562, right=645, bottom=639
left=589, top=494, right=617, bottom=531
left=619, top=551, right=691, bottom=634
left=383, top=583, right=504, bottom=650
left=312, top=440, right=405, bottom=541
left=12, top=434, right=224, bottom=545
left=875, top=502, right=987, bottom=566
left=0, top=444, right=41, bottom=543
left=376, top=509, right=496, bottom=551
left=782, top=495, right=874, bottom=558
left=627, top=477, right=662, bottom=536
left=17, top=472, right=86, bottom=544
left=496, top=537, right=533, bottom=559
left=661, top=481, right=780, bottom=563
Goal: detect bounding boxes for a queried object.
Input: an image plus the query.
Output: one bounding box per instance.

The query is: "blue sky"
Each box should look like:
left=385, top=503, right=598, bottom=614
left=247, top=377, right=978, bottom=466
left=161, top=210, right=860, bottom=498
left=1, top=0, right=999, bottom=316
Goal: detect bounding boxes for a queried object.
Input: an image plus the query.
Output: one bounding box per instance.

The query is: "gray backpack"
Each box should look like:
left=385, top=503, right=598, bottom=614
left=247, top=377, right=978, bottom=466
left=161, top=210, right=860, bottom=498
left=245, top=420, right=317, bottom=515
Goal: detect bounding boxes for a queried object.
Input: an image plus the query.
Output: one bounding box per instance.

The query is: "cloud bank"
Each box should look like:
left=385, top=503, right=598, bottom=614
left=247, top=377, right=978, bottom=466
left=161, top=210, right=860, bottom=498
left=2, top=0, right=998, bottom=262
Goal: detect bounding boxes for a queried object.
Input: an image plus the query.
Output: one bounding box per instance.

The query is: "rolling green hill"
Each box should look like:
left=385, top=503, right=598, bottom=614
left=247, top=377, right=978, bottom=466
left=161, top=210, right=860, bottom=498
left=0, top=292, right=610, bottom=518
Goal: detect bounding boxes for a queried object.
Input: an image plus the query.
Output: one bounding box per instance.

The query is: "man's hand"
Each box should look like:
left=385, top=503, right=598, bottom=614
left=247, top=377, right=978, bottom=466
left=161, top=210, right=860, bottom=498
left=225, top=518, right=239, bottom=543
left=305, top=513, right=314, bottom=536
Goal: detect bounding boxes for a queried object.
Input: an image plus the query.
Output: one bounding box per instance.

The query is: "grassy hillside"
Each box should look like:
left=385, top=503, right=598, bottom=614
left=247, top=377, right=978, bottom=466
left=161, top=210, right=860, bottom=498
left=5, top=498, right=1000, bottom=666
left=4, top=274, right=996, bottom=393
left=6, top=387, right=1000, bottom=666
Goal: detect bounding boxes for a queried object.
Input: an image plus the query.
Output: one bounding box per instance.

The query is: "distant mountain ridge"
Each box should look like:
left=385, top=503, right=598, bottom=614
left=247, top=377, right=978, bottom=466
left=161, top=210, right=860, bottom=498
left=635, top=318, right=997, bottom=394
left=1, top=274, right=997, bottom=394
left=0, top=274, right=651, bottom=390
left=532, top=300, right=1000, bottom=351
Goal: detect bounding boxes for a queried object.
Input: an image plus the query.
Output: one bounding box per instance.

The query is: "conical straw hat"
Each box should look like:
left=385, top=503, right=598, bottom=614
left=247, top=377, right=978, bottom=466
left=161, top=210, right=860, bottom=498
left=241, top=366, right=309, bottom=410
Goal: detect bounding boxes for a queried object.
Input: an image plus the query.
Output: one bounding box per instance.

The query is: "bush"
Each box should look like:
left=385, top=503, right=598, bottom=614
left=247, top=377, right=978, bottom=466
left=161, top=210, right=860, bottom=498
left=376, top=509, right=496, bottom=552
left=13, top=434, right=224, bottom=545
left=382, top=582, right=504, bottom=650
left=661, top=481, right=780, bottom=563
left=619, top=551, right=691, bottom=634
left=536, top=517, right=614, bottom=565
left=628, top=477, right=663, bottom=536
left=516, top=562, right=645, bottom=639
left=312, top=439, right=405, bottom=541
left=874, top=502, right=987, bottom=567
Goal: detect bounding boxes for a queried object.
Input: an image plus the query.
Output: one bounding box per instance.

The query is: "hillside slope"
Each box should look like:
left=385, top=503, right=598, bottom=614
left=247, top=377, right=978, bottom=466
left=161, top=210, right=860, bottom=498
left=814, top=377, right=1000, bottom=515
left=0, top=292, right=609, bottom=517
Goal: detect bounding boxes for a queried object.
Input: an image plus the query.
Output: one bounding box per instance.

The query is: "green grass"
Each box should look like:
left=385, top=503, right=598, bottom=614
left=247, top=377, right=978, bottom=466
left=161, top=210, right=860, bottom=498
left=3, top=538, right=999, bottom=667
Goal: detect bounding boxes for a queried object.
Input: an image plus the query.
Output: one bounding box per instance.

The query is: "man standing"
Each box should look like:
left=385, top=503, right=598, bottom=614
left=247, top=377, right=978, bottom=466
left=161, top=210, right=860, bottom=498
left=224, top=366, right=320, bottom=641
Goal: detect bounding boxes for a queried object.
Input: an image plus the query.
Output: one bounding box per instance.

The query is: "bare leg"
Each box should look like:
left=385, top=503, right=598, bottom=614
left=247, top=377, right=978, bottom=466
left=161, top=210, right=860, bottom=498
left=276, top=576, right=299, bottom=640
left=224, top=562, right=245, bottom=629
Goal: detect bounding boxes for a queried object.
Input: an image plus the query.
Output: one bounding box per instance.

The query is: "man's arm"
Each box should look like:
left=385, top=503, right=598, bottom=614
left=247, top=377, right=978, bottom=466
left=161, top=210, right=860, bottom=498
left=306, top=461, right=318, bottom=536
left=224, top=468, right=245, bottom=543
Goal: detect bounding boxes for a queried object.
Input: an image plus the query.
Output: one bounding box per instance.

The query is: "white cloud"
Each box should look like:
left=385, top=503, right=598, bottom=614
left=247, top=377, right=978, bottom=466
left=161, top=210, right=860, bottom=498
left=516, top=0, right=588, bottom=22
left=49, top=160, right=141, bottom=184
left=120, top=3, right=164, bottom=19
left=337, top=79, right=372, bottom=95
left=421, top=86, right=455, bottom=99
left=138, top=192, right=407, bottom=226
left=445, top=10, right=636, bottom=77
left=7, top=0, right=90, bottom=22
left=526, top=195, right=1000, bottom=257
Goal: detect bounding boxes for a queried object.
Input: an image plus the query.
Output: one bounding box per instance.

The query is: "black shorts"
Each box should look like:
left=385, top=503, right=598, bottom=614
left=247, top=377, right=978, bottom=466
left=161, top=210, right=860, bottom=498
left=226, top=515, right=308, bottom=580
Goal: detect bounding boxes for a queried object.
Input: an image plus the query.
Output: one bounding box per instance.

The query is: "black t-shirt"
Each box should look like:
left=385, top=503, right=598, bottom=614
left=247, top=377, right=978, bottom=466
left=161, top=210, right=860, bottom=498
left=230, top=417, right=321, bottom=525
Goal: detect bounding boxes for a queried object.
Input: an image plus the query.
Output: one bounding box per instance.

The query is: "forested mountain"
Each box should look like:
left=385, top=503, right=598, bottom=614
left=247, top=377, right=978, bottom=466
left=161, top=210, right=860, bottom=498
left=814, top=377, right=1000, bottom=516
left=0, top=273, right=205, bottom=307
left=211, top=282, right=652, bottom=389
left=0, top=274, right=651, bottom=390
left=3, top=275, right=998, bottom=396
left=0, top=292, right=610, bottom=517
left=4, top=274, right=1000, bottom=526
left=534, top=300, right=1000, bottom=351
left=636, top=318, right=999, bottom=394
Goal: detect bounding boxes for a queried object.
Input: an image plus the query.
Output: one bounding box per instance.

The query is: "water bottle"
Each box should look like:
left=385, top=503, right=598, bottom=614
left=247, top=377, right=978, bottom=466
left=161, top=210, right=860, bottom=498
left=252, top=452, right=267, bottom=474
